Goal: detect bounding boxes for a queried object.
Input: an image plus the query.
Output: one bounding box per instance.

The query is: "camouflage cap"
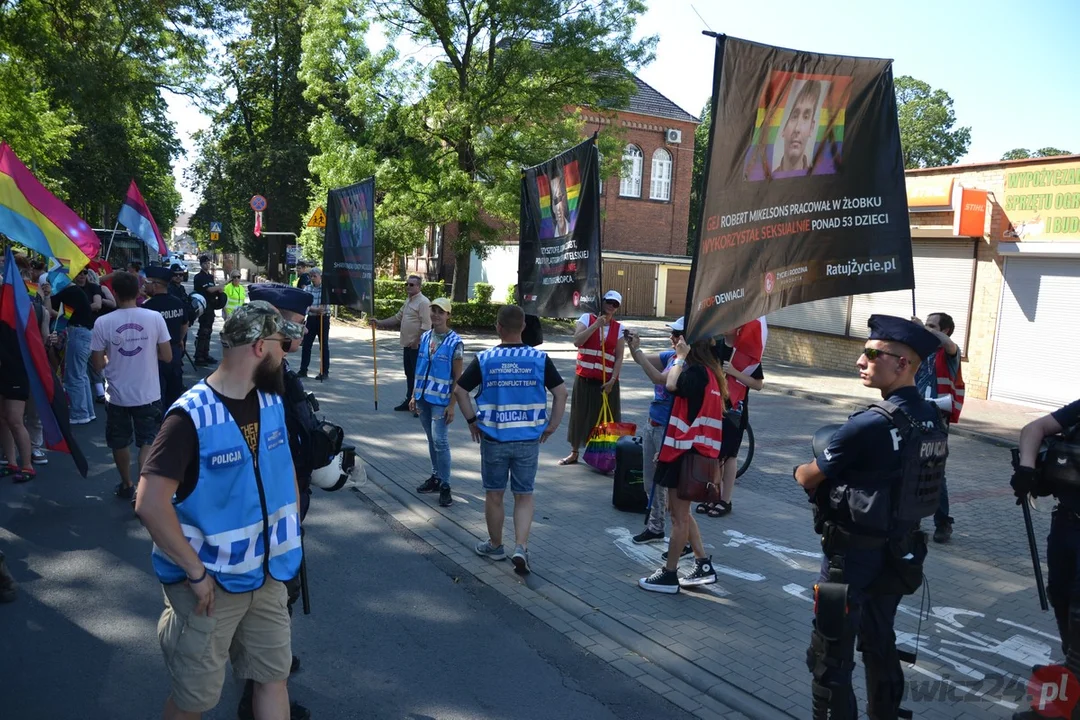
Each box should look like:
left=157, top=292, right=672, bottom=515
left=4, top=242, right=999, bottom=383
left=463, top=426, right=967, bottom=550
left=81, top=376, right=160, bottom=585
left=220, top=300, right=304, bottom=349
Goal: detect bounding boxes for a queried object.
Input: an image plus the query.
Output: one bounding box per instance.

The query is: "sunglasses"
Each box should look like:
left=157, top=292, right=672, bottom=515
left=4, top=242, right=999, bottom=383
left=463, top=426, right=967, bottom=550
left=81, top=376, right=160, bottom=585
left=861, top=347, right=904, bottom=362
left=263, top=337, right=293, bottom=352
left=604, top=299, right=620, bottom=307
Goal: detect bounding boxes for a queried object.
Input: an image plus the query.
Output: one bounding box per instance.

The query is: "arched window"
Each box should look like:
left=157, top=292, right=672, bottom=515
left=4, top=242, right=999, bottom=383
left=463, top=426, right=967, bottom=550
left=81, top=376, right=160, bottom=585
left=650, top=148, right=672, bottom=201
left=619, top=144, right=643, bottom=197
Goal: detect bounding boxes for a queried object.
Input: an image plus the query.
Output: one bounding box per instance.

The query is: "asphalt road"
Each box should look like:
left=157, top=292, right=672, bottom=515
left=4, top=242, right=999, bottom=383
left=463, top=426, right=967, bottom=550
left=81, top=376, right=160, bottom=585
left=0, top=367, right=696, bottom=719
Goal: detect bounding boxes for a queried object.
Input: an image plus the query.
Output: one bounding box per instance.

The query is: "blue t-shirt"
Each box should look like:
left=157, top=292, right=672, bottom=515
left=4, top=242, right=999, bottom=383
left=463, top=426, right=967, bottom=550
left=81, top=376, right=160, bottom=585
left=648, top=350, right=678, bottom=426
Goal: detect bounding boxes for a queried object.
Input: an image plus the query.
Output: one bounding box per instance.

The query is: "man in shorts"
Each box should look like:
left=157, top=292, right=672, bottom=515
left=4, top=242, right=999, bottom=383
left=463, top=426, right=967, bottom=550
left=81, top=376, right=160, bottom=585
left=453, top=305, right=567, bottom=574
left=135, top=302, right=305, bottom=719
left=90, top=271, right=171, bottom=499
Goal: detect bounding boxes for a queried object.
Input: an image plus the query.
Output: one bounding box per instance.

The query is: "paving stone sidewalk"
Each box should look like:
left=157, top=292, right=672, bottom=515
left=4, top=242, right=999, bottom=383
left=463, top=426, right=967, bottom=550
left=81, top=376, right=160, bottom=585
left=321, top=320, right=1058, bottom=720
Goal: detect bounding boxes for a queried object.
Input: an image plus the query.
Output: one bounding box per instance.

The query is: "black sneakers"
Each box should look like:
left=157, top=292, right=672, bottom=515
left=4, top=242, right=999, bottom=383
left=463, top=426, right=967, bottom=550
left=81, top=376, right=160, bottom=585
left=638, top=567, right=680, bottom=594
left=438, top=484, right=453, bottom=507
left=394, top=401, right=411, bottom=412
left=0, top=551, right=17, bottom=603
left=416, top=476, right=440, bottom=493
left=632, top=529, right=665, bottom=545
left=661, top=544, right=693, bottom=561
left=679, top=556, right=718, bottom=587
left=115, top=482, right=135, bottom=500
left=933, top=519, right=953, bottom=544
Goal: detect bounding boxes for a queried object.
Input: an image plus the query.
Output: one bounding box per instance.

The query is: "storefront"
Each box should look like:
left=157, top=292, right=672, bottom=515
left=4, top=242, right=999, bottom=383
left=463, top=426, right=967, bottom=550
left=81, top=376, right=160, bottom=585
left=765, top=155, right=1080, bottom=408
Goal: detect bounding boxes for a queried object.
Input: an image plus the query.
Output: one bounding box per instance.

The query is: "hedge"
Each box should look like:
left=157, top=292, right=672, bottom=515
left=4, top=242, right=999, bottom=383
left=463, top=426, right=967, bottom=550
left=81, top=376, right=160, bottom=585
left=473, top=282, right=494, bottom=304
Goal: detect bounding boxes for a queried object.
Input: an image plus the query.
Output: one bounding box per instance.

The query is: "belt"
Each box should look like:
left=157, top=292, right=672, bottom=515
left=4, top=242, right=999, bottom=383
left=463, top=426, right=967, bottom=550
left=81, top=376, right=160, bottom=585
left=822, top=522, right=890, bottom=552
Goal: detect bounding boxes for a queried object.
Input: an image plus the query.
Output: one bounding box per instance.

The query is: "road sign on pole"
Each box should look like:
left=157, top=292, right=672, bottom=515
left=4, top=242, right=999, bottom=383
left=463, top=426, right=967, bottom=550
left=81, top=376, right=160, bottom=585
left=210, top=221, right=222, bottom=233
left=210, top=232, right=220, bottom=242
left=250, top=195, right=267, bottom=212
left=307, top=206, right=327, bottom=228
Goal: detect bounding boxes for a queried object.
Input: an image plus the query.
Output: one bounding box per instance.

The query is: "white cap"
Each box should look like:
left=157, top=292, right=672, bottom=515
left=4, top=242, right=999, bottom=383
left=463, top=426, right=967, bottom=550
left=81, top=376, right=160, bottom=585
left=603, top=290, right=623, bottom=304
left=667, top=316, right=685, bottom=332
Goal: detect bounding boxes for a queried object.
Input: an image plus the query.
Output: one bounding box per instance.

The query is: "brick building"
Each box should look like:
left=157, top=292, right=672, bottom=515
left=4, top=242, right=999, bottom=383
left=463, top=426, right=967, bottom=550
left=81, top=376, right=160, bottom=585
left=765, top=154, right=1080, bottom=409
left=408, top=75, right=700, bottom=316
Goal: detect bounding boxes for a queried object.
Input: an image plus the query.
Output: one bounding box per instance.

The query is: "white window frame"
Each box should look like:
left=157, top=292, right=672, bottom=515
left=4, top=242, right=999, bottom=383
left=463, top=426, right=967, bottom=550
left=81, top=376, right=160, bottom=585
left=650, top=148, right=672, bottom=201
left=619, top=144, right=643, bottom=198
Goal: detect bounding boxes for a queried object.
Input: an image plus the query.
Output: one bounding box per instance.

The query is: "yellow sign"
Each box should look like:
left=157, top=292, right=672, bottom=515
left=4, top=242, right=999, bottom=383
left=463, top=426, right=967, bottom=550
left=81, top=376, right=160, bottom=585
left=307, top=206, right=327, bottom=228
left=209, top=231, right=220, bottom=242
left=1002, top=159, right=1080, bottom=241
left=906, top=176, right=954, bottom=210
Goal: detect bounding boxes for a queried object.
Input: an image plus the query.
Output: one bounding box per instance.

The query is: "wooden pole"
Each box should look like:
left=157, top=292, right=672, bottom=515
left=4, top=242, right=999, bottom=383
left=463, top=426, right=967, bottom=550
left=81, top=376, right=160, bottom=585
left=371, top=323, right=379, bottom=410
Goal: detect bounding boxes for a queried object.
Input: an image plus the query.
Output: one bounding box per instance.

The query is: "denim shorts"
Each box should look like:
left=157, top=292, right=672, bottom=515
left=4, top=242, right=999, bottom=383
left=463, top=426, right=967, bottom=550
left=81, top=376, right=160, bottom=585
left=106, top=401, right=162, bottom=449
left=480, top=436, right=540, bottom=494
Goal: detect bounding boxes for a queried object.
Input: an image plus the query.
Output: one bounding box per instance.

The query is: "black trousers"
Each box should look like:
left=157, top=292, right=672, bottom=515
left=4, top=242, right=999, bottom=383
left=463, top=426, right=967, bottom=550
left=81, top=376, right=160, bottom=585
left=195, top=311, right=214, bottom=360
left=403, top=346, right=419, bottom=400
left=300, top=313, right=330, bottom=375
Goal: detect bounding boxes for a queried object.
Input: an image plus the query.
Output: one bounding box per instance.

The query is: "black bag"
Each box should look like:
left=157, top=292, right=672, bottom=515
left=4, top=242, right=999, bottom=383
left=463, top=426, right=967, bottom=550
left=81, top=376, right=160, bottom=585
left=309, top=420, right=344, bottom=470
left=612, top=435, right=648, bottom=513
left=868, top=532, right=928, bottom=596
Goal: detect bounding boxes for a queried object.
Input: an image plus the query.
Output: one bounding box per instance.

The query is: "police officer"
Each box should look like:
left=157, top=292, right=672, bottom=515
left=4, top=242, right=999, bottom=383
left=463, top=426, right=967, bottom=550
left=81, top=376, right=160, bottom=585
left=794, top=315, right=948, bottom=720
left=238, top=283, right=321, bottom=720
left=1011, top=397, right=1080, bottom=720
left=141, top=266, right=188, bottom=408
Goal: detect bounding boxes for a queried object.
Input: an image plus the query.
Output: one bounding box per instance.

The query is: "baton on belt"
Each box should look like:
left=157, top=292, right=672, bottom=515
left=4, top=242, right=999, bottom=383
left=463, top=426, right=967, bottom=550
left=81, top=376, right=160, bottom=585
left=300, top=531, right=311, bottom=615
left=1012, top=448, right=1049, bottom=611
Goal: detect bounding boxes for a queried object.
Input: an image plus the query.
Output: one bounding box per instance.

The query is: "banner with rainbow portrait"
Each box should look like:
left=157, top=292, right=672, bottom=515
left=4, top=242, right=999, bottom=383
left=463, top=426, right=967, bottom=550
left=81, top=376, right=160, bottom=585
left=518, top=136, right=602, bottom=319
left=684, top=36, right=913, bottom=343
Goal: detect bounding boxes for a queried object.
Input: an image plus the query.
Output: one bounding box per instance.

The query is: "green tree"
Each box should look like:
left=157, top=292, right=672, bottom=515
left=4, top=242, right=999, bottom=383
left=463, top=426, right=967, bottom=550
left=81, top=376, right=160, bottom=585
left=894, top=76, right=971, bottom=169
left=686, top=99, right=710, bottom=255
left=1002, top=147, right=1072, bottom=160
left=372, top=0, right=655, bottom=299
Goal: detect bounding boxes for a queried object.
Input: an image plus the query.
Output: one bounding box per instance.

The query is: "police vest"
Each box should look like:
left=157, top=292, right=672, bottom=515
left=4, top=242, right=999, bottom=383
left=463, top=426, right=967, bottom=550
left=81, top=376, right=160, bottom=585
left=830, top=400, right=949, bottom=533
left=475, top=346, right=549, bottom=442
left=414, top=329, right=462, bottom=407
left=658, top=367, right=725, bottom=462
left=150, top=382, right=302, bottom=592
left=224, top=283, right=247, bottom=313
left=576, top=315, right=620, bottom=381
left=142, top=294, right=187, bottom=345
left=648, top=350, right=677, bottom=426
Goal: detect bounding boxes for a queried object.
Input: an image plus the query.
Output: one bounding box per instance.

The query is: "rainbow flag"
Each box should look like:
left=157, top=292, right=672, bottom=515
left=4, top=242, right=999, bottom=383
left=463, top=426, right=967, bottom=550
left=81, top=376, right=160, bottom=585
left=0, top=143, right=98, bottom=277
left=25, top=281, right=38, bottom=297
left=53, top=303, right=73, bottom=332
left=0, top=247, right=87, bottom=476
left=743, top=73, right=851, bottom=181
left=118, top=179, right=167, bottom=256
left=537, top=159, right=582, bottom=239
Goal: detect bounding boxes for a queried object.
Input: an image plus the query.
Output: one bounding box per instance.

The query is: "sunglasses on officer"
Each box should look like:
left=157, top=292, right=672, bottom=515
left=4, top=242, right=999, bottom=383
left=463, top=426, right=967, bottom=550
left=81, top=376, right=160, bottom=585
left=861, top=347, right=904, bottom=362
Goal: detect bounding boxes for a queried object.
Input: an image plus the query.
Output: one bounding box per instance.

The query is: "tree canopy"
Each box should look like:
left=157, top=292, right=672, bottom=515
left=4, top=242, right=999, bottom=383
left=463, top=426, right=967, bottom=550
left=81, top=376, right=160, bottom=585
left=1001, top=147, right=1073, bottom=161
left=895, top=75, right=971, bottom=169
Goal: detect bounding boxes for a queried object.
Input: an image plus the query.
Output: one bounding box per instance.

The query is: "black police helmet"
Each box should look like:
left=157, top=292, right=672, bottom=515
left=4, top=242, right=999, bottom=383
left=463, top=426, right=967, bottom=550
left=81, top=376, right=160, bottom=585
left=812, top=424, right=844, bottom=458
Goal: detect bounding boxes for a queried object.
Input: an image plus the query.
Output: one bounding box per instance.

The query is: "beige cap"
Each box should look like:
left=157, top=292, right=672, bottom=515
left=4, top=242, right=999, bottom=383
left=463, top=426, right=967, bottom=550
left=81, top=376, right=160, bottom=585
left=431, top=297, right=452, bottom=314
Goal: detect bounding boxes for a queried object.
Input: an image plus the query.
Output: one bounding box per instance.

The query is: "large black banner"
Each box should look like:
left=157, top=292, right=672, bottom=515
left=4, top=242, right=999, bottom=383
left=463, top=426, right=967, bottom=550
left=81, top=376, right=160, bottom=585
left=685, top=36, right=914, bottom=343
left=322, top=177, right=375, bottom=314
left=518, top=136, right=602, bottom=318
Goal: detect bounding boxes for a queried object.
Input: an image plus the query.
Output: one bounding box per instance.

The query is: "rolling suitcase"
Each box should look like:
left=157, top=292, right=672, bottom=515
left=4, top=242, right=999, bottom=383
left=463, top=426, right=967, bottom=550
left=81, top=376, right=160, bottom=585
left=612, top=435, right=648, bottom=513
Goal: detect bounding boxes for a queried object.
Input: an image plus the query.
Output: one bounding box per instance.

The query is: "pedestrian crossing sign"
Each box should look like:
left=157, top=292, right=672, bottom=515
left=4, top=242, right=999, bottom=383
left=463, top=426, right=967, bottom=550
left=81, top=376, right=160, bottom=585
left=307, top=206, right=327, bottom=228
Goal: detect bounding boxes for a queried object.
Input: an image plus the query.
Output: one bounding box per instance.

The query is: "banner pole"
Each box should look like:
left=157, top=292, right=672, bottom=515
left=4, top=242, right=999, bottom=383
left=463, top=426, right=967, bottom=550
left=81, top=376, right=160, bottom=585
left=911, top=288, right=917, bottom=319
left=371, top=324, right=379, bottom=410
left=103, top=220, right=120, bottom=261
left=319, top=308, right=326, bottom=381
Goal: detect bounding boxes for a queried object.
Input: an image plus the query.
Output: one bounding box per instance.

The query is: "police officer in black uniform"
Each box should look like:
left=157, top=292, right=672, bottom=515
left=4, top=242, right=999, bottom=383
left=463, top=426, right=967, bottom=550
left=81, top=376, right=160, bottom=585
left=1011, top=398, right=1080, bottom=720
left=236, top=283, right=320, bottom=720
left=141, top=266, right=189, bottom=408
left=794, top=315, right=948, bottom=720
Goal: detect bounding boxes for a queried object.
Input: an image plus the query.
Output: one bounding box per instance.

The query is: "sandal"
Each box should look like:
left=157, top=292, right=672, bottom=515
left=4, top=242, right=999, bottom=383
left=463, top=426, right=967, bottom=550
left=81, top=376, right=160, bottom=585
left=695, top=503, right=713, bottom=514
left=13, top=468, right=35, bottom=484
left=558, top=452, right=579, bottom=466
left=707, top=501, right=732, bottom=518
left=0, top=464, right=17, bottom=478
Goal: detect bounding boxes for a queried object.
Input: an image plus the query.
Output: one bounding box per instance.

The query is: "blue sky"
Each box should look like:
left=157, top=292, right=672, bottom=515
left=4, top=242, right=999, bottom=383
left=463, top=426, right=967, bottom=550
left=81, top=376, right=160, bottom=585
left=168, top=0, right=1080, bottom=212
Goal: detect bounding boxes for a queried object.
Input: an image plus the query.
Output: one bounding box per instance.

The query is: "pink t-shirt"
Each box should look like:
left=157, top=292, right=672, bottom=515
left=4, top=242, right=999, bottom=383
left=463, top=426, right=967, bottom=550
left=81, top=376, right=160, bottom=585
left=90, top=307, right=170, bottom=407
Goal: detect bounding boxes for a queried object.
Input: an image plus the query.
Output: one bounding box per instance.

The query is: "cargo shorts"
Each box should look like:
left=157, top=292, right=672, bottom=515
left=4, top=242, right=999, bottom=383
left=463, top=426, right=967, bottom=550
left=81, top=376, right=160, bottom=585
left=157, top=579, right=292, bottom=713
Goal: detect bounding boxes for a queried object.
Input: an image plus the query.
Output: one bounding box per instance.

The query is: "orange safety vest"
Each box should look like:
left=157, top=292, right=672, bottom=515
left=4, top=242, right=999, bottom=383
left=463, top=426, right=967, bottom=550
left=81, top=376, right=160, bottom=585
left=935, top=351, right=965, bottom=423
left=575, top=314, right=620, bottom=380
left=658, top=367, right=725, bottom=462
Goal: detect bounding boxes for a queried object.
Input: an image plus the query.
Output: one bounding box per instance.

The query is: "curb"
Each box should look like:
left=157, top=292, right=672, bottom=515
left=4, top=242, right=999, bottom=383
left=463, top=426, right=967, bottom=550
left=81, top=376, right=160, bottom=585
left=767, top=384, right=1015, bottom=448
left=355, top=457, right=793, bottom=720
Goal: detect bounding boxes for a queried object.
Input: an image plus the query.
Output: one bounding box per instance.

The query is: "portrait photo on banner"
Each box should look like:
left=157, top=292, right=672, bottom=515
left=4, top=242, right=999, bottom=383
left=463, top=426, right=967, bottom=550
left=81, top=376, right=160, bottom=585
left=536, top=159, right=581, bottom=240
left=743, top=72, right=852, bottom=182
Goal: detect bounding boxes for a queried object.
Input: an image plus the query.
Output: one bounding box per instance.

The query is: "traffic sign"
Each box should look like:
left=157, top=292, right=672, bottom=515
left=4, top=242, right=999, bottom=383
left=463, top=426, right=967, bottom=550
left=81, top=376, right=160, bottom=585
left=307, top=206, right=327, bottom=228
left=250, top=195, right=267, bottom=212
left=210, top=232, right=220, bottom=242
left=210, top=221, right=222, bottom=233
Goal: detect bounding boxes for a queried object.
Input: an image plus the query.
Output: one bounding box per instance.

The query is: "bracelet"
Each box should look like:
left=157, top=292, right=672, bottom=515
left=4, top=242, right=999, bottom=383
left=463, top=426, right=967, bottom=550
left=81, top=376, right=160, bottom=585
left=188, top=568, right=208, bottom=584
left=673, top=358, right=686, bottom=367
left=792, top=464, right=801, bottom=481
left=466, top=416, right=477, bottom=425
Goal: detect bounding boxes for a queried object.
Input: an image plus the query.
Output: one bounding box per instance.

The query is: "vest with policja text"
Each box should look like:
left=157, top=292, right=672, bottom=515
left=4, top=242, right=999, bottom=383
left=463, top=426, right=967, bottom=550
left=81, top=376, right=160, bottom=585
left=658, top=367, right=726, bottom=462
left=475, top=346, right=549, bottom=442
left=151, top=381, right=302, bottom=592
left=575, top=315, right=620, bottom=381
left=414, top=329, right=463, bottom=407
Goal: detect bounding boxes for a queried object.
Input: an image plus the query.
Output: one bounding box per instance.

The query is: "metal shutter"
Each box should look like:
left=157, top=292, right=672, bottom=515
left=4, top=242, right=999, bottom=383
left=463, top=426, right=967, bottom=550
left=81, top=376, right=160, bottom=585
left=768, top=296, right=849, bottom=335
left=990, top=257, right=1080, bottom=408
left=848, top=240, right=975, bottom=349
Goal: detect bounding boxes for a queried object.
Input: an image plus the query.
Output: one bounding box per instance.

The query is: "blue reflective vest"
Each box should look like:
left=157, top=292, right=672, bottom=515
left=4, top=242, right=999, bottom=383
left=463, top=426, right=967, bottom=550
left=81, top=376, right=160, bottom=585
left=414, top=329, right=462, bottom=407
left=648, top=350, right=678, bottom=426
left=475, top=345, right=549, bottom=442
left=151, top=381, right=302, bottom=592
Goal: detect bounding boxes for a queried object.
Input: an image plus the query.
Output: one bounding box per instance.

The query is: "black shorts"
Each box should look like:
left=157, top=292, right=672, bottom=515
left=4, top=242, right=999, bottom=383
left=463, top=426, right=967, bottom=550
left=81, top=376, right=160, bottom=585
left=105, top=401, right=163, bottom=449
left=720, top=413, right=746, bottom=459
left=0, top=374, right=30, bottom=402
